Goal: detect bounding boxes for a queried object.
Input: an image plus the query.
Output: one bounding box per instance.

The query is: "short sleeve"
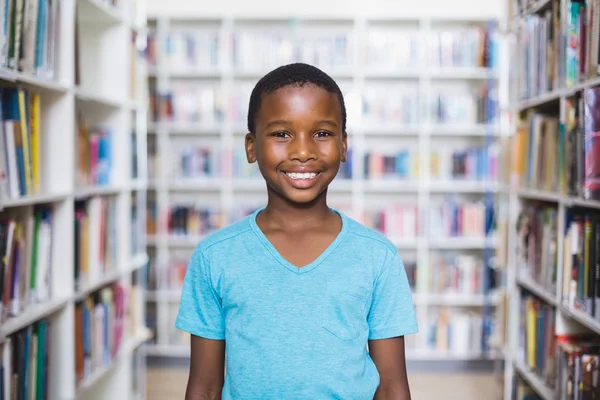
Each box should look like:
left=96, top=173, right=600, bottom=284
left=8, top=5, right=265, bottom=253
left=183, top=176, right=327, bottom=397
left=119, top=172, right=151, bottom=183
left=367, top=250, right=418, bottom=340
left=175, top=249, right=225, bottom=340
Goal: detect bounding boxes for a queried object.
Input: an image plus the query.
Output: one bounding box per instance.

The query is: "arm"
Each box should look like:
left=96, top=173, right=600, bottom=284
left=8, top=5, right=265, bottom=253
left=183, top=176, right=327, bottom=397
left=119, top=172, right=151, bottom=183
left=369, top=337, right=411, bottom=400
left=185, top=335, right=225, bottom=400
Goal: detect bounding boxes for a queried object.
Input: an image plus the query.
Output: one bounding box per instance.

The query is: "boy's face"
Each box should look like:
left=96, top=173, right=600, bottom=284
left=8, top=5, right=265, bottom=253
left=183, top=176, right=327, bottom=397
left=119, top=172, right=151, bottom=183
left=245, top=84, right=347, bottom=205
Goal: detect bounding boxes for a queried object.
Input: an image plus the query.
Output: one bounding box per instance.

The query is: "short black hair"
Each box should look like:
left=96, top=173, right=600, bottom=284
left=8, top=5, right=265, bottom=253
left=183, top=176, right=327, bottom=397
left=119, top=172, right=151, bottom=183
left=247, top=62, right=347, bottom=134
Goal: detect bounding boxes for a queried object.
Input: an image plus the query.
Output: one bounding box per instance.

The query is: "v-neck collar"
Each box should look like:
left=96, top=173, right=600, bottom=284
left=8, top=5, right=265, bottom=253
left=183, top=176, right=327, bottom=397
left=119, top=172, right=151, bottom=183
left=249, top=206, right=349, bottom=275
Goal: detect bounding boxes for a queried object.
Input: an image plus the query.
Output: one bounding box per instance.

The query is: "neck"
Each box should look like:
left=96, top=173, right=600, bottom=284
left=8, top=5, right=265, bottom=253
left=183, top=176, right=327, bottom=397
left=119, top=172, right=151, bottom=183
left=260, top=188, right=334, bottom=231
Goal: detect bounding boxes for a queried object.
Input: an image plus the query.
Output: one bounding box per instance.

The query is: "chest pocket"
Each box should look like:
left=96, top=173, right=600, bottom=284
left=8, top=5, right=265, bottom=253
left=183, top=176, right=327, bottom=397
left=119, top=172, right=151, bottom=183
left=321, top=282, right=369, bottom=342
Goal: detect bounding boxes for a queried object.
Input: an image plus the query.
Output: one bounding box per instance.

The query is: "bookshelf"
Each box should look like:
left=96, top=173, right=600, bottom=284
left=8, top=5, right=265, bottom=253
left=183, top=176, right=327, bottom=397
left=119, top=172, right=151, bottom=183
left=145, top=15, right=510, bottom=364
left=0, top=0, right=151, bottom=399
left=505, top=0, right=600, bottom=399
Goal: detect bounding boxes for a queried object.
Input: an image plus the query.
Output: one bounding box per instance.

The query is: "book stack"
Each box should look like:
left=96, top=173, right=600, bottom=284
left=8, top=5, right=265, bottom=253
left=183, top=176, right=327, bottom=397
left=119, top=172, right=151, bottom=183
left=424, top=307, right=485, bottom=355
left=171, top=142, right=220, bottom=181
left=76, top=116, right=113, bottom=188
left=516, top=203, right=558, bottom=295
left=363, top=149, right=416, bottom=180
left=0, top=318, right=51, bottom=400
left=362, top=84, right=420, bottom=125
left=74, top=196, right=118, bottom=292
left=431, top=145, right=498, bottom=182
left=364, top=29, right=418, bottom=70
left=74, top=283, right=128, bottom=387
left=517, top=291, right=556, bottom=390
left=562, top=207, right=600, bottom=317
left=0, top=206, right=53, bottom=324
left=427, top=25, right=496, bottom=68
left=429, top=254, right=483, bottom=295
left=430, top=83, right=498, bottom=125
left=163, top=29, right=220, bottom=72
left=0, top=87, right=42, bottom=201
left=167, top=205, right=225, bottom=237
left=429, top=198, right=493, bottom=239
left=0, top=0, right=58, bottom=78
left=363, top=205, right=419, bottom=239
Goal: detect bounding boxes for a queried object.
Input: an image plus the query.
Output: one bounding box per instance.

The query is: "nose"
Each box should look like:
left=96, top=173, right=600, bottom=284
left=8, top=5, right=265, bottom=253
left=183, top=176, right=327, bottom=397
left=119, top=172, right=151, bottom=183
left=290, top=134, right=317, bottom=162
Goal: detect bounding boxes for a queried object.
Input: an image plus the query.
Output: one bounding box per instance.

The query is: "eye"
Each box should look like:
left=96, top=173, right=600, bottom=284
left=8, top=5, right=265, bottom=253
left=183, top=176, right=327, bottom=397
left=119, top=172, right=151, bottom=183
left=272, top=131, right=290, bottom=138
left=315, top=130, right=333, bottom=138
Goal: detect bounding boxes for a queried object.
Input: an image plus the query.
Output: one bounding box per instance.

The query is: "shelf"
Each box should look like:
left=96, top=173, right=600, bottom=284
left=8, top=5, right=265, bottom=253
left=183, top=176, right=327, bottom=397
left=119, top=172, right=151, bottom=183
left=513, top=361, right=554, bottom=400
left=0, top=69, right=70, bottom=93
left=516, top=275, right=557, bottom=306
left=0, top=192, right=70, bottom=209
left=429, top=236, right=496, bottom=249
left=75, top=86, right=124, bottom=108
left=413, top=293, right=500, bottom=306
left=405, top=349, right=502, bottom=361
left=78, top=0, right=124, bottom=24
left=430, top=67, right=498, bottom=80
left=74, top=254, right=149, bottom=301
left=0, top=297, right=70, bottom=338
left=516, top=75, right=600, bottom=110
left=560, top=306, right=600, bottom=336
left=75, top=328, right=153, bottom=397
left=74, top=185, right=124, bottom=199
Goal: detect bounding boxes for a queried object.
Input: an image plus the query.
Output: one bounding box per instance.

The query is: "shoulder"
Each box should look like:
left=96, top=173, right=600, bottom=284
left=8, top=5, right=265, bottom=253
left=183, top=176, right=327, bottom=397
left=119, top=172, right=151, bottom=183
left=342, top=214, right=398, bottom=256
left=192, top=214, right=255, bottom=261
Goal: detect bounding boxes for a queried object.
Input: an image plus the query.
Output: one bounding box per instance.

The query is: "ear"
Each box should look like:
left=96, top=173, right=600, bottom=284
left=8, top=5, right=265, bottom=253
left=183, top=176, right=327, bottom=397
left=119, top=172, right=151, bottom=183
left=340, top=131, right=348, bottom=162
left=245, top=133, right=256, bottom=163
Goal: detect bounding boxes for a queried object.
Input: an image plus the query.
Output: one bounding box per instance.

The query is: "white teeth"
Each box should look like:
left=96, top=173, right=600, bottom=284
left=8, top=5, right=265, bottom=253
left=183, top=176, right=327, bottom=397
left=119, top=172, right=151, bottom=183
left=285, top=172, right=317, bottom=180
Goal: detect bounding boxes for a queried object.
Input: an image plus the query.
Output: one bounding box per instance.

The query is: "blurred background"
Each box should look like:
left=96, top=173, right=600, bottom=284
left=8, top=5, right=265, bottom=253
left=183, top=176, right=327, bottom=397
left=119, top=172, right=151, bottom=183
left=0, top=0, right=598, bottom=399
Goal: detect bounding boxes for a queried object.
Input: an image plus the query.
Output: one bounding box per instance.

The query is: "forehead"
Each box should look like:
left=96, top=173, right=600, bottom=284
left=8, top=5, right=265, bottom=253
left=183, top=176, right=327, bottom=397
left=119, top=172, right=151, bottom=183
left=256, top=84, right=342, bottom=125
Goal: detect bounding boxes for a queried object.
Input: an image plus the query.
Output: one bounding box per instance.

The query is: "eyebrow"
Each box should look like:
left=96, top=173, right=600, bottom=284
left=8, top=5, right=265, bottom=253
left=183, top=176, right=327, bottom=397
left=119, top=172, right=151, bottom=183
left=263, top=119, right=339, bottom=129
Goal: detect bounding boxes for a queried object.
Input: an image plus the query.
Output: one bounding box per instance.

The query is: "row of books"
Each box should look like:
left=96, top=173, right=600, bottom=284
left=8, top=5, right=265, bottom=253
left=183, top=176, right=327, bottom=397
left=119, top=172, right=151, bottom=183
left=513, top=86, right=600, bottom=199
left=516, top=203, right=559, bottom=296
left=149, top=84, right=499, bottom=127
left=430, top=83, right=498, bottom=125
left=363, top=204, right=419, bottom=239
left=429, top=254, right=484, bottom=296
left=518, top=292, right=556, bottom=389
left=0, top=87, right=42, bottom=201
left=428, top=198, right=495, bottom=239
left=0, top=205, right=52, bottom=325
left=563, top=207, right=600, bottom=319
left=423, top=307, right=486, bottom=354
left=517, top=0, right=600, bottom=100
left=431, top=144, right=499, bottom=182
left=168, top=206, right=225, bottom=237
left=75, top=284, right=126, bottom=387
left=76, top=114, right=113, bottom=188
left=75, top=282, right=145, bottom=388
left=426, top=24, right=497, bottom=69
left=0, top=318, right=51, bottom=400
left=74, top=196, right=118, bottom=293
left=0, top=0, right=58, bottom=79
left=146, top=26, right=497, bottom=71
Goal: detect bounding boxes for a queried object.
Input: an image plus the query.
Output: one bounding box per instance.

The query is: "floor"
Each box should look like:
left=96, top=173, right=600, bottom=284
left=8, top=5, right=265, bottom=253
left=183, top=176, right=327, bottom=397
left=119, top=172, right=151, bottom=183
left=146, top=366, right=503, bottom=400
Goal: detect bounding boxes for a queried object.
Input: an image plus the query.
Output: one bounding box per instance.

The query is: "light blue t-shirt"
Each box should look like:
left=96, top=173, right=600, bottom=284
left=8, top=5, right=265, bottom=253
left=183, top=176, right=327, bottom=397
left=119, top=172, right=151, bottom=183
left=175, top=207, right=418, bottom=399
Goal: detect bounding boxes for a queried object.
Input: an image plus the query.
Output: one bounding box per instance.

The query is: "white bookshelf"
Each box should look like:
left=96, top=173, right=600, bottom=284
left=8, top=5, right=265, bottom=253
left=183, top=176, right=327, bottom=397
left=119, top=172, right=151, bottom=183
left=0, top=0, right=151, bottom=399
left=144, top=14, right=510, bottom=364
left=504, top=0, right=600, bottom=399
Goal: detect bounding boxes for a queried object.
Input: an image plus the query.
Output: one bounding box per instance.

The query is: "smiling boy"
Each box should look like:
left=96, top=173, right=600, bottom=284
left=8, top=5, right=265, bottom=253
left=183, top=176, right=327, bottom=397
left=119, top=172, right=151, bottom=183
left=176, top=63, right=418, bottom=400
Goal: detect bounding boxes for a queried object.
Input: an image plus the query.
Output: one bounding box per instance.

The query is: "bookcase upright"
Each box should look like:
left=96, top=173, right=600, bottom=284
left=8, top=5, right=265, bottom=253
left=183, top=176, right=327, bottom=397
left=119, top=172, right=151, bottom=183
left=0, top=0, right=151, bottom=399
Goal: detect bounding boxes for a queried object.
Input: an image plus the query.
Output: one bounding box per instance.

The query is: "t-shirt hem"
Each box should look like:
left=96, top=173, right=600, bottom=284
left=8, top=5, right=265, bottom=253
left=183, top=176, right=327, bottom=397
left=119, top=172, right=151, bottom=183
left=368, top=324, right=419, bottom=340
left=175, top=318, right=225, bottom=340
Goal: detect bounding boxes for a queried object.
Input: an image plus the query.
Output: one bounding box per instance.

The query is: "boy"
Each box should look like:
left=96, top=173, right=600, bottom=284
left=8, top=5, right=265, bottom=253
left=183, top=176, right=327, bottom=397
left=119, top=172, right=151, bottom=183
left=176, top=63, right=418, bottom=400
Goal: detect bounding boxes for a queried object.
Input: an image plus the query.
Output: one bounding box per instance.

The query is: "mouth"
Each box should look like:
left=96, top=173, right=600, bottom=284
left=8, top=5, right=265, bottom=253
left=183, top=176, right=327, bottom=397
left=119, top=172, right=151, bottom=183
left=280, top=170, right=322, bottom=189
left=282, top=171, right=320, bottom=180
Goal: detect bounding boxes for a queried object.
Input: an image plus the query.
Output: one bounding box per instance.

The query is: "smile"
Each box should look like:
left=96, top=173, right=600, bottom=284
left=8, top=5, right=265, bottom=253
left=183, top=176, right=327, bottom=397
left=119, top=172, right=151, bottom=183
left=283, top=172, right=319, bottom=180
